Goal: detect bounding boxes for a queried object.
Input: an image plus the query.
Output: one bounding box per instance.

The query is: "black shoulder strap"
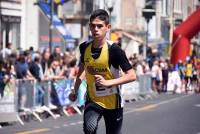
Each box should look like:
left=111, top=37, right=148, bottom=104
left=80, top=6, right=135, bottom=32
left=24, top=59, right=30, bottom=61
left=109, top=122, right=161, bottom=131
left=106, top=40, right=122, bottom=108
left=80, top=40, right=93, bottom=63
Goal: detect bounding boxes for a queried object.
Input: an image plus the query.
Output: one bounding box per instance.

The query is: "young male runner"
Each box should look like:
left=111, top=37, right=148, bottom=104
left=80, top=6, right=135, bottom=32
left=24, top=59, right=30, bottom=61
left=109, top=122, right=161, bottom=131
left=70, top=9, right=136, bottom=134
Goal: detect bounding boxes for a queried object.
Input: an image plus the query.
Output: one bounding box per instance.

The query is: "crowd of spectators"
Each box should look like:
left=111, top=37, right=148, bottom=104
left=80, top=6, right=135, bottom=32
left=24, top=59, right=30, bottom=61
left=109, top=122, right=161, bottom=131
left=0, top=44, right=78, bottom=106
left=0, top=43, right=199, bottom=103
left=129, top=53, right=200, bottom=94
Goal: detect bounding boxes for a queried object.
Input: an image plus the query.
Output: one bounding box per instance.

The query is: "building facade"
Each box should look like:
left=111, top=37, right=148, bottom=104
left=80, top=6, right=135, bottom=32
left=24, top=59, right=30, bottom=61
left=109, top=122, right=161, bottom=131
left=1, top=0, right=199, bottom=58
left=0, top=0, right=21, bottom=50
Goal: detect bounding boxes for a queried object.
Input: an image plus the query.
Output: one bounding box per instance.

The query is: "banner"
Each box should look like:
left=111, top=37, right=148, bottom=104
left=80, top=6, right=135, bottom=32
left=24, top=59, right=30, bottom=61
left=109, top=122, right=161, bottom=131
left=53, top=79, right=72, bottom=106
left=171, top=7, right=200, bottom=64
left=0, top=82, right=18, bottom=123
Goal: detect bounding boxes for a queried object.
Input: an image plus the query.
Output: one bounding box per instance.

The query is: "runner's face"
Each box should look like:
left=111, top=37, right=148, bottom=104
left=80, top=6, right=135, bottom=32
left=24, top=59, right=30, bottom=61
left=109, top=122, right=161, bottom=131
left=89, top=18, right=110, bottom=40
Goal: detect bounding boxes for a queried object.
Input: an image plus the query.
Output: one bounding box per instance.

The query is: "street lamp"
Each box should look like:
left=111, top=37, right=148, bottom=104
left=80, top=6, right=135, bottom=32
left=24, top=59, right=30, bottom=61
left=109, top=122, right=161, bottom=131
left=108, top=6, right=113, bottom=20
left=142, top=6, right=155, bottom=59
left=106, top=0, right=114, bottom=39
left=106, top=0, right=114, bottom=23
left=49, top=0, right=54, bottom=53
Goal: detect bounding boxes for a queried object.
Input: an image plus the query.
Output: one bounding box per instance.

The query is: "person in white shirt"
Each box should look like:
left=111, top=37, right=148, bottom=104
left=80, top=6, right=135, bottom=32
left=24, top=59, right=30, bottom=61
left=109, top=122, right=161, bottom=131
left=0, top=43, right=12, bottom=59
left=151, top=60, right=162, bottom=92
left=136, top=61, right=144, bottom=76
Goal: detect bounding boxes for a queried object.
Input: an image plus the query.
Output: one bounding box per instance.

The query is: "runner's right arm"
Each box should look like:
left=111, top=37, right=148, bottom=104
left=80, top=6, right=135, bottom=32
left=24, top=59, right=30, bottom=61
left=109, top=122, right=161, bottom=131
left=70, top=63, right=85, bottom=101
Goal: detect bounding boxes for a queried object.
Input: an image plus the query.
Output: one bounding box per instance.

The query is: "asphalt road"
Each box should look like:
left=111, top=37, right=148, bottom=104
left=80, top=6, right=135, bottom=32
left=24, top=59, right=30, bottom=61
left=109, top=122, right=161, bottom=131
left=1, top=93, right=200, bottom=134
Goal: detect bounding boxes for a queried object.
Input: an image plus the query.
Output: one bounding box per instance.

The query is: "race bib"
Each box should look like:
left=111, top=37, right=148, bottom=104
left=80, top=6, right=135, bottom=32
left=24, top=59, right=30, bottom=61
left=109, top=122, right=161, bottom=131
left=94, top=83, right=118, bottom=97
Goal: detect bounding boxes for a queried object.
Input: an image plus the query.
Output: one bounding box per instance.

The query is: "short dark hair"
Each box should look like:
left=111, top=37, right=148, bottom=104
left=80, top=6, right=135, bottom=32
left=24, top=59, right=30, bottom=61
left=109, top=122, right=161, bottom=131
left=90, top=9, right=110, bottom=25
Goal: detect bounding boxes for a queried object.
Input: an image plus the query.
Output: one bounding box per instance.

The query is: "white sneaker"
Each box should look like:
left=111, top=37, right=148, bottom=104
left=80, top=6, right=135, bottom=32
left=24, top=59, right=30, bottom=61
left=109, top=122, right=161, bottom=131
left=34, top=106, right=44, bottom=113
left=20, top=107, right=31, bottom=112
left=49, top=103, right=57, bottom=109
left=55, top=114, right=61, bottom=118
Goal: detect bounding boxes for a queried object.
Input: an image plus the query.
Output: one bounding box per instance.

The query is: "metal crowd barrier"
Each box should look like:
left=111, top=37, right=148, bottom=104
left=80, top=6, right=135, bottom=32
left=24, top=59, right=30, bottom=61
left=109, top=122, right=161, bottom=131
left=1, top=75, right=153, bottom=125
left=121, top=74, right=153, bottom=101
left=0, top=78, right=84, bottom=126
left=17, top=79, right=58, bottom=123
left=138, top=74, right=153, bottom=94
left=0, top=80, right=21, bottom=125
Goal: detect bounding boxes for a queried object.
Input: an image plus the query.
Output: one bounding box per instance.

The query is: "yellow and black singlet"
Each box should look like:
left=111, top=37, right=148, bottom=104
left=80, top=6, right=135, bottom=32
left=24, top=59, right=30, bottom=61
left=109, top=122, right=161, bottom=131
left=84, top=42, right=119, bottom=109
left=79, top=40, right=132, bottom=109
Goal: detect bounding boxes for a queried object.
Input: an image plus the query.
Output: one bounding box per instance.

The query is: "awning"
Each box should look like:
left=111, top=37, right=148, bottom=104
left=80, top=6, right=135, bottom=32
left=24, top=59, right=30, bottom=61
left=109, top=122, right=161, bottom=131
left=122, top=31, right=144, bottom=44
left=38, top=0, right=75, bottom=42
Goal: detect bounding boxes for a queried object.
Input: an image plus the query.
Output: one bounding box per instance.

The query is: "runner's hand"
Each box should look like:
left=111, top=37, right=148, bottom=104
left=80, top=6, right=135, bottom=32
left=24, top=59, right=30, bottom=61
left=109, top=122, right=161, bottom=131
left=94, top=75, right=110, bottom=87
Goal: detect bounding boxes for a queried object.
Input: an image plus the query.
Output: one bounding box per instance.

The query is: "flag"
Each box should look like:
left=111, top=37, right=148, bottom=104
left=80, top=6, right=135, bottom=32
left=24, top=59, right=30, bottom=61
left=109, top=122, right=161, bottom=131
left=54, top=0, right=66, bottom=4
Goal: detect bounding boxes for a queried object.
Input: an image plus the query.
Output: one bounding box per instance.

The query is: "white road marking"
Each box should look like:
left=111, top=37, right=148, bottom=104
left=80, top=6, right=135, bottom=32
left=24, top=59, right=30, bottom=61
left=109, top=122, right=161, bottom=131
left=124, top=94, right=191, bottom=115
left=77, top=121, right=83, bottom=124
left=63, top=124, right=69, bottom=127
left=15, top=128, right=50, bottom=134
left=194, top=104, right=200, bottom=107
left=70, top=122, right=78, bottom=126
left=54, top=126, right=61, bottom=129
left=18, top=94, right=191, bottom=134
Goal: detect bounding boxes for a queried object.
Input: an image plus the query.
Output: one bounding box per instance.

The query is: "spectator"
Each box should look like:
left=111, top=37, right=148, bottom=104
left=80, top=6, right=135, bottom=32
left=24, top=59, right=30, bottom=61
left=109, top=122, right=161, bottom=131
left=29, top=54, right=45, bottom=107
left=45, top=55, right=64, bottom=80
left=0, top=59, right=6, bottom=98
left=29, top=54, right=43, bottom=81
left=167, top=64, right=182, bottom=93
left=136, top=61, right=144, bottom=76
left=161, top=60, right=169, bottom=92
left=41, top=48, right=51, bottom=77
left=53, top=46, right=63, bottom=58
left=175, top=60, right=186, bottom=92
left=0, top=43, right=12, bottom=59
left=151, top=60, right=162, bottom=92
left=185, top=59, right=193, bottom=91
left=15, top=53, right=33, bottom=79
left=15, top=53, right=34, bottom=110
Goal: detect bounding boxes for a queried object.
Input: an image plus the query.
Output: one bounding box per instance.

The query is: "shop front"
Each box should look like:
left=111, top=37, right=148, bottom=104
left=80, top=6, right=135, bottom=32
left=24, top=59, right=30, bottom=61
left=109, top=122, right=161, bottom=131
left=0, top=15, right=21, bottom=50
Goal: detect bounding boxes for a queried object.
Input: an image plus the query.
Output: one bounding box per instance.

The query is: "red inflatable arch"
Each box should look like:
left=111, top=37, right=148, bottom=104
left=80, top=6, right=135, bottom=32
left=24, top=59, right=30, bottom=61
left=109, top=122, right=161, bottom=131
left=170, top=7, right=200, bottom=65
